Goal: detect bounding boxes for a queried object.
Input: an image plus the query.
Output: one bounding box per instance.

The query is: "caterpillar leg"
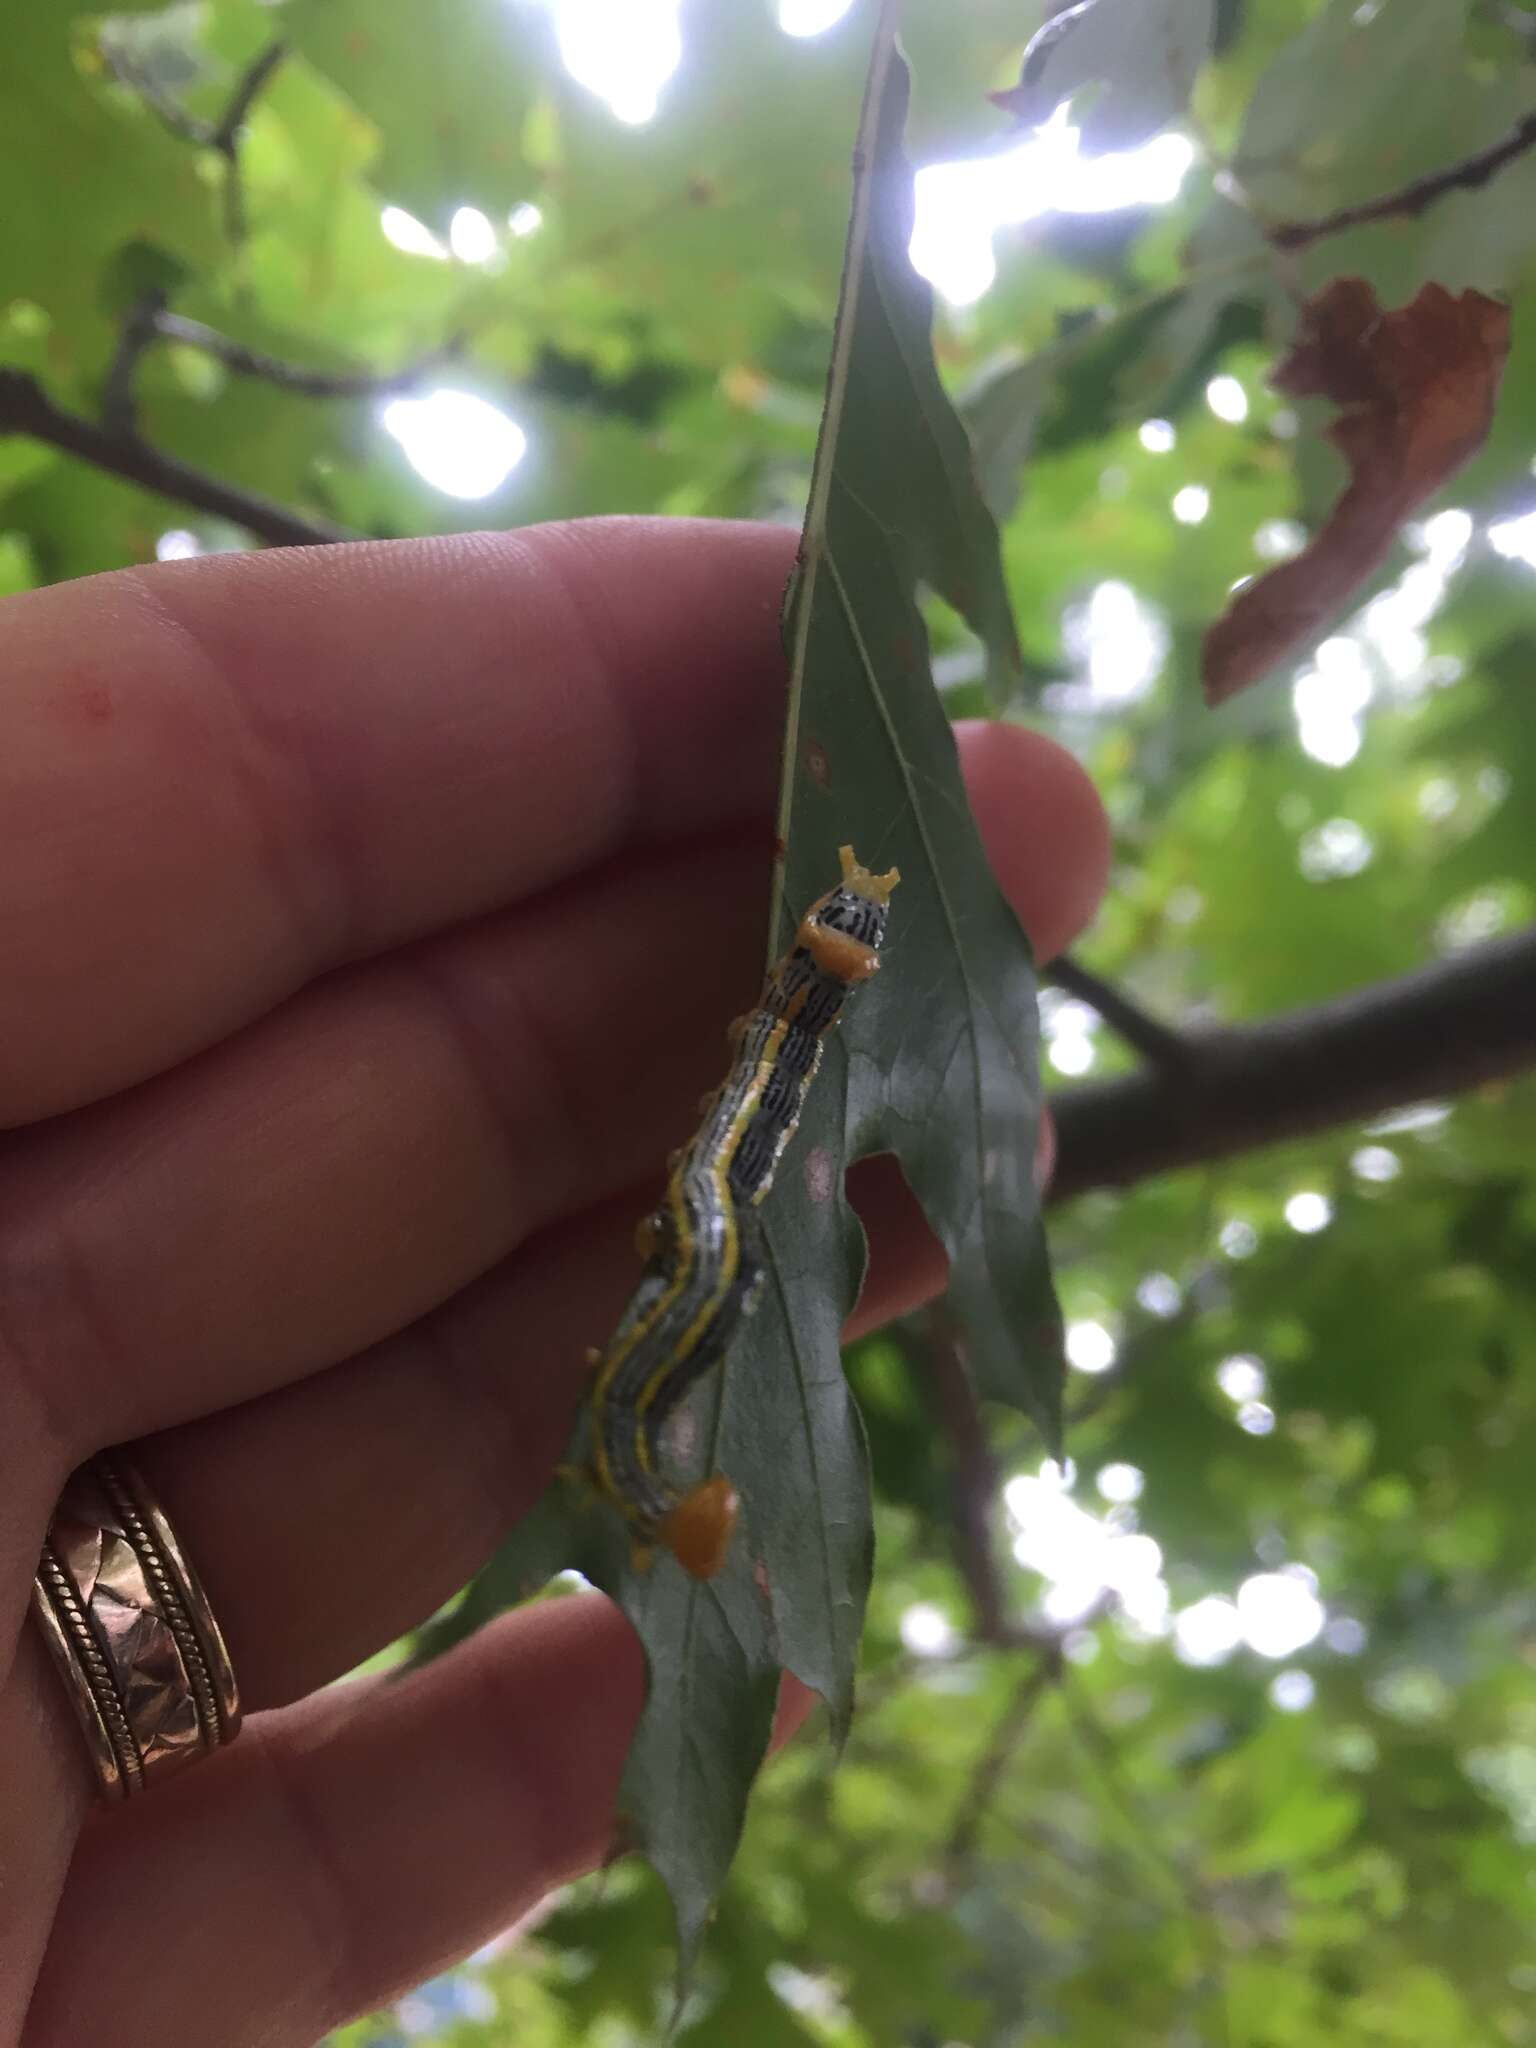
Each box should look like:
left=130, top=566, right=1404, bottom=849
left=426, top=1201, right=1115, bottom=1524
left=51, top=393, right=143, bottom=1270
left=556, top=1457, right=602, bottom=1508
left=633, top=1209, right=676, bottom=1262
left=655, top=1475, right=741, bottom=1582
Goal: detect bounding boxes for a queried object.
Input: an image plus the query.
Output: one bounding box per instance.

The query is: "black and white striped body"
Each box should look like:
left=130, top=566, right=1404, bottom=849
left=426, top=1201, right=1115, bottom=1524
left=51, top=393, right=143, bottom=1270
left=587, top=848, right=898, bottom=1573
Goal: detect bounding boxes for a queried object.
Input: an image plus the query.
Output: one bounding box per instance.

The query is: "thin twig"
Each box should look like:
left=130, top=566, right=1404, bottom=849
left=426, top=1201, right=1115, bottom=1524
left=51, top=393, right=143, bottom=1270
left=99, top=298, right=458, bottom=436
left=152, top=313, right=460, bottom=399
left=1047, top=955, right=1191, bottom=1071
left=212, top=42, right=288, bottom=245
left=101, top=290, right=168, bottom=436
left=210, top=40, right=287, bottom=153
left=0, top=370, right=351, bottom=549
left=944, top=1651, right=1058, bottom=1869
left=1268, top=109, right=1536, bottom=250
left=102, top=33, right=286, bottom=247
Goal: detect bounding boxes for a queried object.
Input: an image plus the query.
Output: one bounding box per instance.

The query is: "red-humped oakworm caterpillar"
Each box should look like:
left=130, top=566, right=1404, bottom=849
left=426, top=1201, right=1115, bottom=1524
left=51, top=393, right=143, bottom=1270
left=585, top=845, right=900, bottom=1579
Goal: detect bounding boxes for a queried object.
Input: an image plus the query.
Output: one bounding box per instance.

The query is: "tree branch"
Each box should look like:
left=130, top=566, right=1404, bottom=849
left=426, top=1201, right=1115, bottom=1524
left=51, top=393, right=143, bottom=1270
left=210, top=41, right=287, bottom=155
left=1267, top=109, right=1536, bottom=250
left=151, top=313, right=459, bottom=399
left=0, top=370, right=351, bottom=550
left=99, top=296, right=459, bottom=440
left=1046, top=955, right=1191, bottom=1071
left=1049, top=927, right=1536, bottom=1203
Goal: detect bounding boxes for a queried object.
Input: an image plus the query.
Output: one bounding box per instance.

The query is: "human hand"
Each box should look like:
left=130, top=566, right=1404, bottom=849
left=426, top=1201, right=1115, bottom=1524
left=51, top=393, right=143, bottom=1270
left=1, top=519, right=1108, bottom=2046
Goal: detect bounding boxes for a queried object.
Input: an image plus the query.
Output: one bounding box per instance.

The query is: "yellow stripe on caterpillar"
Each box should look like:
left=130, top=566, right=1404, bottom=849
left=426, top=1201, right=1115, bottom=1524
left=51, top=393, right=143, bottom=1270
left=583, top=846, right=899, bottom=1578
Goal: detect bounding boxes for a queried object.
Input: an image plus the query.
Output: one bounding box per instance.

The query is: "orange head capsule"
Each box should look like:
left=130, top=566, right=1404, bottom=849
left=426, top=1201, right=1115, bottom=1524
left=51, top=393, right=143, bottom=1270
left=795, top=845, right=900, bottom=985
left=656, top=1475, right=741, bottom=1581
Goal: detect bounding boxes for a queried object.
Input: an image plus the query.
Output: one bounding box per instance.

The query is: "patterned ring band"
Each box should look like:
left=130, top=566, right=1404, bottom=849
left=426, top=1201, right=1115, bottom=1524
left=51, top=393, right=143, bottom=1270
left=31, top=1451, right=241, bottom=1800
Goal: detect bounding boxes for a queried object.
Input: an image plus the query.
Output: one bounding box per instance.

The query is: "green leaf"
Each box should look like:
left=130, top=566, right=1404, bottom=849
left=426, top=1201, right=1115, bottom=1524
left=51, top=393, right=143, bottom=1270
left=961, top=291, right=1203, bottom=524
left=995, top=0, right=1217, bottom=150
left=611, top=1547, right=785, bottom=1983
left=1215, top=1780, right=1362, bottom=1876
left=282, top=0, right=547, bottom=225
left=961, top=339, right=1055, bottom=525
left=536, top=4, right=866, bottom=367
left=425, top=5, right=1059, bottom=1991
left=772, top=32, right=1058, bottom=1432
left=1236, top=0, right=1474, bottom=225
left=0, top=530, right=37, bottom=594
left=0, top=13, right=219, bottom=378
left=1234, top=0, right=1536, bottom=305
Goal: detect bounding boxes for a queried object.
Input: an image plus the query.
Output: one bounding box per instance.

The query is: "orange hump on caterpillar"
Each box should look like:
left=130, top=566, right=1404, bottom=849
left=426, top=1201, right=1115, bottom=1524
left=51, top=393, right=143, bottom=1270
left=554, top=1456, right=739, bottom=1582
left=655, top=1474, right=741, bottom=1582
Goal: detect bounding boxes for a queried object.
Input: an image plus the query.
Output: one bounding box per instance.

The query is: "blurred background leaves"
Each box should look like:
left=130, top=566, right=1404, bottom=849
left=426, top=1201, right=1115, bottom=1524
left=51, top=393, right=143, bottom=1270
left=7, top=0, right=1536, bottom=2041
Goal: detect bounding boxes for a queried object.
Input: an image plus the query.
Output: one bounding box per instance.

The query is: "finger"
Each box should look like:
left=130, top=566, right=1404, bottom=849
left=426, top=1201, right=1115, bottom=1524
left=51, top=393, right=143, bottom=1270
left=0, top=1627, right=83, bottom=2042
left=29, top=1595, right=817, bottom=2048
left=111, top=723, right=1106, bottom=1705
left=139, top=1193, right=646, bottom=1706
left=28, top=1596, right=643, bottom=2047
left=952, top=716, right=1110, bottom=966
left=9, top=704, right=1097, bottom=2031
left=1, top=832, right=770, bottom=1463
left=1, top=519, right=793, bottom=1127
left=3, top=716, right=1105, bottom=1472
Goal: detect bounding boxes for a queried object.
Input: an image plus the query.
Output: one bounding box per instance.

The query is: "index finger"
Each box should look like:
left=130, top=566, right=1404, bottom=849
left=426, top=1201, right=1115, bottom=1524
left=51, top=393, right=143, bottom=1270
left=0, top=519, right=794, bottom=1126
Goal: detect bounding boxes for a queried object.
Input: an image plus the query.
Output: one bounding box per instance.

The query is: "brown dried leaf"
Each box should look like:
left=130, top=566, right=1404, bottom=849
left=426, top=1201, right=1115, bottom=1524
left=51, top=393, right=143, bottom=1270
left=1202, top=279, right=1511, bottom=706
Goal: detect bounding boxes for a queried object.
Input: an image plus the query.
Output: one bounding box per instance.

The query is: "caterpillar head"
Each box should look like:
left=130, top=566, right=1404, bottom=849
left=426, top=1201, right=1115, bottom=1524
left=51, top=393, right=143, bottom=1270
left=799, top=844, right=900, bottom=984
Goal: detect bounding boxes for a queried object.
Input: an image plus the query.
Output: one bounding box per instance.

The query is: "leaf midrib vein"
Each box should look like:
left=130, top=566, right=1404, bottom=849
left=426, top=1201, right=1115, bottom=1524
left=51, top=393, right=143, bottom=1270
left=761, top=1226, right=846, bottom=1673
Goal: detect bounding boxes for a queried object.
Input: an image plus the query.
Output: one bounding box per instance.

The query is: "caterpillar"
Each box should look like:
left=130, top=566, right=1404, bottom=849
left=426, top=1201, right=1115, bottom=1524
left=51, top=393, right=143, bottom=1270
left=585, top=845, right=900, bottom=1580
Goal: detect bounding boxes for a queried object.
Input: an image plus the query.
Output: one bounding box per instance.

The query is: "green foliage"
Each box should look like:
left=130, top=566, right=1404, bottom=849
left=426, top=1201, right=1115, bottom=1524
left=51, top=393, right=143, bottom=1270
left=997, top=0, right=1217, bottom=149
left=283, top=0, right=546, bottom=225
left=7, top=0, right=1536, bottom=2041
left=0, top=13, right=219, bottom=370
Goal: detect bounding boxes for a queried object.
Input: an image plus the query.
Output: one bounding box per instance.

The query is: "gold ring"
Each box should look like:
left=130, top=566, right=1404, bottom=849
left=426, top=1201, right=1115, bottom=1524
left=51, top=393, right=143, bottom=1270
left=32, top=1450, right=241, bottom=1800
